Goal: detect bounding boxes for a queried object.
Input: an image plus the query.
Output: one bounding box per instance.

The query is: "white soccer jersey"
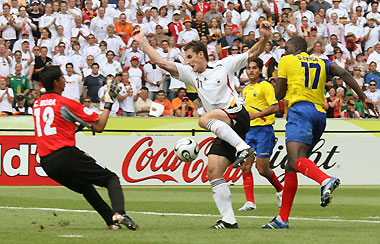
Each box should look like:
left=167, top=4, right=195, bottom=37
left=174, top=52, right=247, bottom=112
left=62, top=74, right=82, bottom=101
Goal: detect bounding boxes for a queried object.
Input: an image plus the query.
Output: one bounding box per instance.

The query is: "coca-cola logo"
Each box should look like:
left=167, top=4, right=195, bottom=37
left=121, top=137, right=243, bottom=183
left=122, top=137, right=339, bottom=184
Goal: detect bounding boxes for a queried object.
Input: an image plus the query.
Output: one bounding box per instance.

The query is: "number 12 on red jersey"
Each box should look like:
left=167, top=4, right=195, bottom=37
left=34, top=107, right=57, bottom=137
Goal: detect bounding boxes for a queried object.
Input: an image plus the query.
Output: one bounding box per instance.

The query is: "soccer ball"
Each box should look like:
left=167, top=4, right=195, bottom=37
left=174, top=138, right=199, bottom=162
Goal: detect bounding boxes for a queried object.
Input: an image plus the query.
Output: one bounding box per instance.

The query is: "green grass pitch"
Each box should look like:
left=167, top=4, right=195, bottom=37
left=0, top=185, right=379, bottom=244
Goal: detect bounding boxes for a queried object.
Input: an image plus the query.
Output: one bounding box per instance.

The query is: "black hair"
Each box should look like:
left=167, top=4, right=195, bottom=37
left=66, top=62, right=73, bottom=68
left=288, top=36, right=307, bottom=53
left=178, top=87, right=187, bottom=93
left=91, top=63, right=99, bottom=68
left=40, top=65, right=62, bottom=91
left=106, top=50, right=115, bottom=56
left=141, top=86, right=149, bottom=92
left=157, top=89, right=165, bottom=95
left=183, top=41, right=209, bottom=62
left=248, top=57, right=263, bottom=70
left=151, top=6, right=158, bottom=11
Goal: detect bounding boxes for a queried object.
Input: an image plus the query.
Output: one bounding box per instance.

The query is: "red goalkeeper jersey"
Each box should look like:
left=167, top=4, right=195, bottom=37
left=33, top=92, right=99, bottom=157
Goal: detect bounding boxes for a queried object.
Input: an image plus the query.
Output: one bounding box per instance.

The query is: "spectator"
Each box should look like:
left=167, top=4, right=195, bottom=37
left=28, top=0, right=43, bottom=40
left=153, top=25, right=169, bottom=47
left=153, top=90, right=173, bottom=116
left=70, top=41, right=86, bottom=75
left=192, top=11, right=210, bottom=38
left=38, top=3, right=57, bottom=40
left=272, top=38, right=286, bottom=63
left=341, top=100, right=360, bottom=118
left=312, top=13, right=328, bottom=44
left=104, top=25, right=126, bottom=57
left=217, top=26, right=237, bottom=59
left=53, top=41, right=70, bottom=74
left=9, top=63, right=30, bottom=97
left=275, top=13, right=297, bottom=41
left=324, top=34, right=342, bottom=58
left=223, top=11, right=241, bottom=38
left=52, top=25, right=71, bottom=56
left=32, top=46, right=51, bottom=91
left=352, top=66, right=365, bottom=88
left=177, top=17, right=199, bottom=48
left=11, top=50, right=33, bottom=79
left=118, top=71, right=136, bottom=117
left=367, top=43, right=380, bottom=71
left=364, top=80, right=380, bottom=117
left=83, top=63, right=106, bottom=107
left=354, top=53, right=368, bottom=78
left=262, top=0, right=281, bottom=25
left=172, top=87, right=199, bottom=117
left=293, top=0, right=314, bottom=27
left=326, top=0, right=349, bottom=23
left=167, top=10, right=183, bottom=42
left=204, top=0, right=223, bottom=24
left=83, top=34, right=101, bottom=59
left=37, top=28, right=54, bottom=58
left=326, top=86, right=343, bottom=118
left=243, top=31, right=256, bottom=49
left=200, top=35, right=218, bottom=61
left=344, top=90, right=365, bottom=117
left=333, top=48, right=346, bottom=69
left=56, top=1, right=74, bottom=39
left=311, top=41, right=328, bottom=59
left=364, top=1, right=380, bottom=23
left=100, top=50, right=123, bottom=77
left=13, top=94, right=32, bottom=115
left=120, top=40, right=145, bottom=67
left=194, top=0, right=210, bottom=15
left=62, top=63, right=82, bottom=101
left=90, top=7, right=114, bottom=42
left=223, top=1, right=240, bottom=26
left=114, top=13, right=134, bottom=46
left=124, top=56, right=144, bottom=91
left=364, top=62, right=380, bottom=88
left=0, top=77, right=14, bottom=114
left=18, top=7, right=37, bottom=43
left=298, top=16, right=311, bottom=38
left=240, top=0, right=259, bottom=42
left=115, top=0, right=133, bottom=23
left=363, top=17, right=379, bottom=52
left=308, top=0, right=331, bottom=14
left=135, top=87, right=152, bottom=117
left=98, top=74, right=119, bottom=117
left=71, top=15, right=91, bottom=50
left=82, top=96, right=100, bottom=114
left=82, top=0, right=97, bottom=21
left=144, top=61, right=166, bottom=100
left=306, top=26, right=324, bottom=53
left=326, top=13, right=345, bottom=43
left=258, top=42, right=274, bottom=78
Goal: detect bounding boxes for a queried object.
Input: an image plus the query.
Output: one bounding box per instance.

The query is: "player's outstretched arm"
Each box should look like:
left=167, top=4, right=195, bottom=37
left=248, top=21, right=272, bottom=59
left=330, top=62, right=378, bottom=116
left=132, top=29, right=179, bottom=77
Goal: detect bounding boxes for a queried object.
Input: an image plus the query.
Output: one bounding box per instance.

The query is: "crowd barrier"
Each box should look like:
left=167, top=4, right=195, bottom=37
left=0, top=117, right=379, bottom=185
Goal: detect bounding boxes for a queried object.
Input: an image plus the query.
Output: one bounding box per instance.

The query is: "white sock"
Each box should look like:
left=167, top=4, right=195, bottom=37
left=206, top=119, right=249, bottom=151
left=322, top=178, right=330, bottom=186
left=210, top=178, right=236, bottom=224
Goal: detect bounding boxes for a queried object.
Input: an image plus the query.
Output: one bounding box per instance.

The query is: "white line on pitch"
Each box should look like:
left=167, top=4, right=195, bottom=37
left=1, top=206, right=380, bottom=224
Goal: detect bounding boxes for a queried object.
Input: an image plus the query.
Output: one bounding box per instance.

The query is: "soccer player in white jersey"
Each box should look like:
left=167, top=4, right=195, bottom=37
left=132, top=22, right=272, bottom=229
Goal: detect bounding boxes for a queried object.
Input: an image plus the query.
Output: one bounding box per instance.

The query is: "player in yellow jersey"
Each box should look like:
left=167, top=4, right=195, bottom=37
left=237, top=58, right=284, bottom=211
left=263, top=36, right=377, bottom=229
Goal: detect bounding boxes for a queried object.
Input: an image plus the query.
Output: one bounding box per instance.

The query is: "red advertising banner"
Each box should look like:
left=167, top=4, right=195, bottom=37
left=0, top=136, right=58, bottom=185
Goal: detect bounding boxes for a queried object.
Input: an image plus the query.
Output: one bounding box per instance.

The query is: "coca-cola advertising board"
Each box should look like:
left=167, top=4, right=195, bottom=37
left=1, top=135, right=380, bottom=185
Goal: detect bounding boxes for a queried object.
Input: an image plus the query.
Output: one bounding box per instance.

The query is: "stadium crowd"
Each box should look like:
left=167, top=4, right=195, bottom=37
left=0, top=0, right=379, bottom=118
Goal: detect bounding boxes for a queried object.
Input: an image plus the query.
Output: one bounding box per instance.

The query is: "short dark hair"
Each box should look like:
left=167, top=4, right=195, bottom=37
left=106, top=50, right=115, bottom=56
left=288, top=36, right=307, bottom=53
left=66, top=62, right=73, bottom=68
left=183, top=41, right=209, bottom=62
left=141, top=86, right=149, bottom=92
left=91, top=63, right=99, bottom=68
left=161, top=39, right=169, bottom=45
left=248, top=57, right=263, bottom=70
left=157, top=89, right=165, bottom=95
left=178, top=87, right=186, bottom=94
left=40, top=66, right=62, bottom=91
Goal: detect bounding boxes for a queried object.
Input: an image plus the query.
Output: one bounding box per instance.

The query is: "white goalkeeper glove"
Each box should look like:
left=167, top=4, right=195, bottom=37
left=104, top=79, right=119, bottom=110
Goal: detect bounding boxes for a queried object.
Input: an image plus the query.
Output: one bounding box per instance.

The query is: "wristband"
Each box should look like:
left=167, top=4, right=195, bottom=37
left=104, top=102, right=113, bottom=110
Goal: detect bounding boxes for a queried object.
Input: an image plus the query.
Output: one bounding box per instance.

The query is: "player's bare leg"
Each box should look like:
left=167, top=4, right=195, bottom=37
left=256, top=157, right=284, bottom=207
left=238, top=157, right=256, bottom=211
left=199, top=109, right=255, bottom=166
left=207, top=154, right=238, bottom=229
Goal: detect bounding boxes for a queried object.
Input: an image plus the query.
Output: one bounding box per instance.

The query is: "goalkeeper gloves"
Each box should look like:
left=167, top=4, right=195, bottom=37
left=104, top=79, right=119, bottom=110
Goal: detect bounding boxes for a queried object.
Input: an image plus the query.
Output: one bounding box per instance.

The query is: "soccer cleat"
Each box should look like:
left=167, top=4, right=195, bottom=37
left=109, top=223, right=121, bottom=230
left=276, top=191, right=283, bottom=208
left=238, top=201, right=257, bottom=211
left=209, top=220, right=238, bottom=229
left=232, top=148, right=256, bottom=168
left=262, top=216, right=289, bottom=229
left=112, top=213, right=139, bottom=231
left=320, top=177, right=340, bottom=207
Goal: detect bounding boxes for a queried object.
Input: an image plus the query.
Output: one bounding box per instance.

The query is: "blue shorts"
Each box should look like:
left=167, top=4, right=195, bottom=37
left=286, top=101, right=326, bottom=151
left=245, top=125, right=275, bottom=158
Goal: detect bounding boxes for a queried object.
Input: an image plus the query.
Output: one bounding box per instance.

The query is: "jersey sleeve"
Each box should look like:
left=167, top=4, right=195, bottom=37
left=174, top=63, right=195, bottom=86
left=322, top=58, right=333, bottom=74
left=61, top=97, right=99, bottom=125
left=219, top=51, right=249, bottom=74
left=263, top=82, right=278, bottom=106
left=277, top=55, right=290, bottom=79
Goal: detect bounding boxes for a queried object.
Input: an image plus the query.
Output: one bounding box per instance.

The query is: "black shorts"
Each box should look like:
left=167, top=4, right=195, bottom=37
left=40, top=147, right=117, bottom=194
left=208, top=104, right=250, bottom=162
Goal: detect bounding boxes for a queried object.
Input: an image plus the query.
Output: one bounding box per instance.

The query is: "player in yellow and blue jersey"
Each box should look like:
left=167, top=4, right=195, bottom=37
left=263, top=36, right=377, bottom=229
left=236, top=58, right=284, bottom=212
